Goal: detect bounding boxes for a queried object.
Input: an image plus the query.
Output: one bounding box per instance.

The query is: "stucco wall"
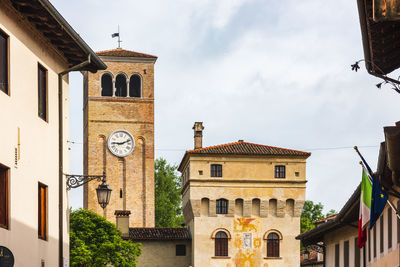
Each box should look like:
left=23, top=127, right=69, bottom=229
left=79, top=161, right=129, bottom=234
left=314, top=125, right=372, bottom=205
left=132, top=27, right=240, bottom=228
left=0, top=1, right=70, bottom=266
left=136, top=240, right=192, bottom=267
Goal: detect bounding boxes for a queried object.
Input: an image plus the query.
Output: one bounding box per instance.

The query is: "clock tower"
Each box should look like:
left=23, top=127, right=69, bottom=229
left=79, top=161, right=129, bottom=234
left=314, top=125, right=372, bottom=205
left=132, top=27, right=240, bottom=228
left=83, top=48, right=157, bottom=227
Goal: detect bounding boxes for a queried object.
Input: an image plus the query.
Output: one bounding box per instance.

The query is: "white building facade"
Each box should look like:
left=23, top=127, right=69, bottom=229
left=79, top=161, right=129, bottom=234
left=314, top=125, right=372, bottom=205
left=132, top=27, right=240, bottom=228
left=0, top=0, right=105, bottom=266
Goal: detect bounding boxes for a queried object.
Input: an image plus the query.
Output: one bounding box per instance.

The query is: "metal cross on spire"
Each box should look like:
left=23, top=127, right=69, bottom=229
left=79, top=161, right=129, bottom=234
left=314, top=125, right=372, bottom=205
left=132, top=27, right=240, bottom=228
left=111, top=25, right=122, bottom=48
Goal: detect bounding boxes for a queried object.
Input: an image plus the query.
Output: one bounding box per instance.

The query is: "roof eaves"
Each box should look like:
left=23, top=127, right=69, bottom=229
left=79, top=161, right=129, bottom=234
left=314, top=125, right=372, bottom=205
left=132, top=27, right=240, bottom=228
left=296, top=184, right=361, bottom=245
left=356, top=0, right=373, bottom=73
left=36, top=0, right=106, bottom=71
left=187, top=141, right=310, bottom=156
left=186, top=141, right=240, bottom=153
left=96, top=49, right=158, bottom=59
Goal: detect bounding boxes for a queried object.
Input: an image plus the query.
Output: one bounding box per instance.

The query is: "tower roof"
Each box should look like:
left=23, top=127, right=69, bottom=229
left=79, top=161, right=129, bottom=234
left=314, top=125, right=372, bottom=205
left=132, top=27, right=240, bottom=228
left=96, top=48, right=157, bottom=59
left=178, top=141, right=311, bottom=171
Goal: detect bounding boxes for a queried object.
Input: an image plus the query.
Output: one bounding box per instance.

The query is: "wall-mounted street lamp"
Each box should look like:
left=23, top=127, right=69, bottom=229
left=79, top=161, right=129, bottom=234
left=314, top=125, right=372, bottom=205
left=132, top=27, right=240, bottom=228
left=66, top=171, right=112, bottom=209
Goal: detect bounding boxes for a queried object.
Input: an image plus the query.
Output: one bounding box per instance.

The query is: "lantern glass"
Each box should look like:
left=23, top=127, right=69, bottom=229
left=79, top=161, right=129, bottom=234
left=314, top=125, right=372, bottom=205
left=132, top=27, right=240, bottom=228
left=96, top=183, right=112, bottom=209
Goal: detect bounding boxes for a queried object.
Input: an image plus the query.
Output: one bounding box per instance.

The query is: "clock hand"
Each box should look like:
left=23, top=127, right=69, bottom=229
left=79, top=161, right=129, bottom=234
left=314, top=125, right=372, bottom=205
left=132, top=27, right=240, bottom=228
left=120, top=139, right=130, bottom=145
left=111, top=140, right=130, bottom=145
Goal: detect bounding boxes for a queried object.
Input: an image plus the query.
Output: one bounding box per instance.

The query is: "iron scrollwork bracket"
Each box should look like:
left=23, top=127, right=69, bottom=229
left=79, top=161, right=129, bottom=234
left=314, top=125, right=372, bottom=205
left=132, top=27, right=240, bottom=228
left=65, top=171, right=106, bottom=190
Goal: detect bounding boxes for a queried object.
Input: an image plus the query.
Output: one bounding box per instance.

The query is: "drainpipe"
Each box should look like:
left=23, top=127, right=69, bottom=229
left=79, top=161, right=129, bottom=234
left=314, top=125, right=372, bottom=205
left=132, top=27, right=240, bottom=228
left=58, top=55, right=91, bottom=267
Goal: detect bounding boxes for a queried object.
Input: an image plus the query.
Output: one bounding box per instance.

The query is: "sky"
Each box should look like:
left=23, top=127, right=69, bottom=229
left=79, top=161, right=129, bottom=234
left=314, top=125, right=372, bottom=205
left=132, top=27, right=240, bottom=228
left=51, top=0, right=400, bottom=213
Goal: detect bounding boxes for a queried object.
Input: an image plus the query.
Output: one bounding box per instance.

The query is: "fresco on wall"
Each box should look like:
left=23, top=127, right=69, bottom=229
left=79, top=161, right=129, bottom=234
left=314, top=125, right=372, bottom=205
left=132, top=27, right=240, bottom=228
left=234, top=218, right=260, bottom=232
left=232, top=217, right=263, bottom=267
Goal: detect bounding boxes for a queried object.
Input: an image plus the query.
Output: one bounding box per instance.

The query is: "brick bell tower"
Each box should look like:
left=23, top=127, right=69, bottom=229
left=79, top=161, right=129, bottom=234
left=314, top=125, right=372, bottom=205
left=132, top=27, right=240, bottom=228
left=83, top=48, right=157, bottom=227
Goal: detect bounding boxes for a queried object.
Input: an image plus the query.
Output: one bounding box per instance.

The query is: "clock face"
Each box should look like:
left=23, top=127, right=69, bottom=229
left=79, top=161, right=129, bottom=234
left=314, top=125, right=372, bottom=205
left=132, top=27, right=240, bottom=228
left=107, top=130, right=135, bottom=157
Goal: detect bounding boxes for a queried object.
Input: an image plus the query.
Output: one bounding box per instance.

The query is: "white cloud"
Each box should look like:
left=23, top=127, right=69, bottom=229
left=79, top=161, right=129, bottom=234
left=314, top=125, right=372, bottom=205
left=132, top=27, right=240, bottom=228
left=53, top=0, right=400, bottom=213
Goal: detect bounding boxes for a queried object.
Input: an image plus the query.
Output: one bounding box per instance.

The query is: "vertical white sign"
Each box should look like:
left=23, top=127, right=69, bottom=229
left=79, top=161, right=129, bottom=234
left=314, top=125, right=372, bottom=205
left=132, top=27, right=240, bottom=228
left=243, top=233, right=252, bottom=249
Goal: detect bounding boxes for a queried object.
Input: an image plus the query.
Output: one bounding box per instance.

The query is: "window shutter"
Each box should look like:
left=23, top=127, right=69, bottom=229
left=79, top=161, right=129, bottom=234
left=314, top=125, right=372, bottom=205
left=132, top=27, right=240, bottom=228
left=0, top=166, right=8, bottom=228
left=344, top=240, right=349, bottom=267
left=0, top=31, right=7, bottom=94
left=335, top=244, right=339, bottom=267
left=388, top=208, right=392, bottom=249
left=354, top=237, right=360, bottom=267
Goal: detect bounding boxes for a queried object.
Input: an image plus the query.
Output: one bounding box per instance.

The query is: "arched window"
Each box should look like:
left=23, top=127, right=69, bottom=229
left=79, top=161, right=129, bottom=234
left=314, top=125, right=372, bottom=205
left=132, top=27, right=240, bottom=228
left=267, top=232, right=280, bottom=258
left=215, top=231, right=228, bottom=256
left=115, top=74, right=127, bottom=97
left=216, top=199, right=228, bottom=214
left=101, top=73, right=113, bottom=96
left=129, top=74, right=141, bottom=97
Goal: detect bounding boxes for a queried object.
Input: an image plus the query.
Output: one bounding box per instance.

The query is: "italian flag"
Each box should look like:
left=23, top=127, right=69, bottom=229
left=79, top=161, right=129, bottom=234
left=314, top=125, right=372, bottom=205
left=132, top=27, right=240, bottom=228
left=358, top=168, right=372, bottom=248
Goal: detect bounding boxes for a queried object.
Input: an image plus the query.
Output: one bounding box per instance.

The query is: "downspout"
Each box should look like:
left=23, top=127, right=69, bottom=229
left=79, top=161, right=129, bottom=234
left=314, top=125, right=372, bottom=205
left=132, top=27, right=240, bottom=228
left=58, top=55, right=91, bottom=267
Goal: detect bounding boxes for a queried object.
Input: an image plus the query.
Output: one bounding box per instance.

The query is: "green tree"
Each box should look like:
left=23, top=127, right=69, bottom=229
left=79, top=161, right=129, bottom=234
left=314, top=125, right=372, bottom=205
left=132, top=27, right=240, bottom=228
left=70, top=209, right=141, bottom=267
left=300, top=200, right=337, bottom=233
left=326, top=209, right=337, bottom=217
left=155, top=158, right=184, bottom=227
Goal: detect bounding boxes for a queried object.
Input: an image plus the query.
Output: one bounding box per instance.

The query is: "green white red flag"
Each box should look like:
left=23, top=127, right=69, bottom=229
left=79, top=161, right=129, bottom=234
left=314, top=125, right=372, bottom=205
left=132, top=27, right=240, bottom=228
left=358, top=167, right=372, bottom=248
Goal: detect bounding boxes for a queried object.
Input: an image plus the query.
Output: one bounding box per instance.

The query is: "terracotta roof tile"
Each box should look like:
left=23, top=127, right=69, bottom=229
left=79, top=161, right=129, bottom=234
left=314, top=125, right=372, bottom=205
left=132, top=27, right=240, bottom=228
left=129, top=227, right=191, bottom=240
left=314, top=214, right=337, bottom=225
left=186, top=141, right=310, bottom=157
left=96, top=48, right=157, bottom=58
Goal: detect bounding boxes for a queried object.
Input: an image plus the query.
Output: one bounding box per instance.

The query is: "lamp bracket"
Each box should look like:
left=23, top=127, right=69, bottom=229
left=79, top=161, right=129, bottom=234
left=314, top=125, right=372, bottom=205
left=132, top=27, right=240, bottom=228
left=65, top=172, right=106, bottom=190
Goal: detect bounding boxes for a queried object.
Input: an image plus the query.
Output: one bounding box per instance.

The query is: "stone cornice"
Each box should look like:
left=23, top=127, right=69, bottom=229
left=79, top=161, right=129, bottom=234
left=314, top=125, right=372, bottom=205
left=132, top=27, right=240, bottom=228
left=88, top=96, right=154, bottom=103
left=100, top=56, right=157, bottom=63
left=89, top=120, right=154, bottom=125
left=182, top=178, right=307, bottom=192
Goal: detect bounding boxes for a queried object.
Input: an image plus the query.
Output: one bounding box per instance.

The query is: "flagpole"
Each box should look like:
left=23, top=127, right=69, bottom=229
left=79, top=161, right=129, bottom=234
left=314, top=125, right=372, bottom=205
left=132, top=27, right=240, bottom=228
left=118, top=25, right=120, bottom=48
left=355, top=146, right=400, bottom=220
left=387, top=199, right=400, bottom=220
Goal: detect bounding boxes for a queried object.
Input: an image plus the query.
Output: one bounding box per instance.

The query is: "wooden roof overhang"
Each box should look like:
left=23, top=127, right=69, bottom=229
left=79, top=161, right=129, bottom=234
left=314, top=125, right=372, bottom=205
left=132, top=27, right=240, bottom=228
left=9, top=0, right=106, bottom=72
left=378, top=122, right=400, bottom=190
left=296, top=185, right=360, bottom=247
left=357, top=0, right=400, bottom=75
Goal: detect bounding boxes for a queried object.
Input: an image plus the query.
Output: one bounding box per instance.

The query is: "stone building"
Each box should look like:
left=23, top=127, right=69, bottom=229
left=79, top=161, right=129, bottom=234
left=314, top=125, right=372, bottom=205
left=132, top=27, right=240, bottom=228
left=83, top=48, right=157, bottom=227
left=129, top=228, right=192, bottom=267
left=177, top=122, right=311, bottom=267
left=0, top=0, right=105, bottom=266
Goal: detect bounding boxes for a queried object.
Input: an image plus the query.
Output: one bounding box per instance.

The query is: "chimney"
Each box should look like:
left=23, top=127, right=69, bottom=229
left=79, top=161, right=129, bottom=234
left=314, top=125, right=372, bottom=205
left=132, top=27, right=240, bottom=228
left=115, top=210, right=131, bottom=237
left=193, top=122, right=204, bottom=149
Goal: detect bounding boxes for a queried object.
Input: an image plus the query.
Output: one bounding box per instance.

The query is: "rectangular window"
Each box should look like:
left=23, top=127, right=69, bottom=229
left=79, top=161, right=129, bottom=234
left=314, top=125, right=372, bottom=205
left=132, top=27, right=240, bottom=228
left=380, top=215, right=384, bottom=253
left=373, top=225, right=376, bottom=258
left=211, top=164, right=222, bottom=177
left=176, top=244, right=186, bottom=256
left=216, top=199, right=228, bottom=214
left=0, top=164, right=9, bottom=229
left=368, top=229, right=371, bottom=261
left=344, top=240, right=349, bottom=267
left=334, top=243, right=339, bottom=267
left=398, top=200, right=400, bottom=244
left=0, top=29, right=8, bottom=95
left=274, top=165, right=285, bottom=178
left=38, top=64, right=47, bottom=121
left=354, top=237, right=360, bottom=267
left=388, top=207, right=392, bottom=249
left=38, top=183, right=47, bottom=240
